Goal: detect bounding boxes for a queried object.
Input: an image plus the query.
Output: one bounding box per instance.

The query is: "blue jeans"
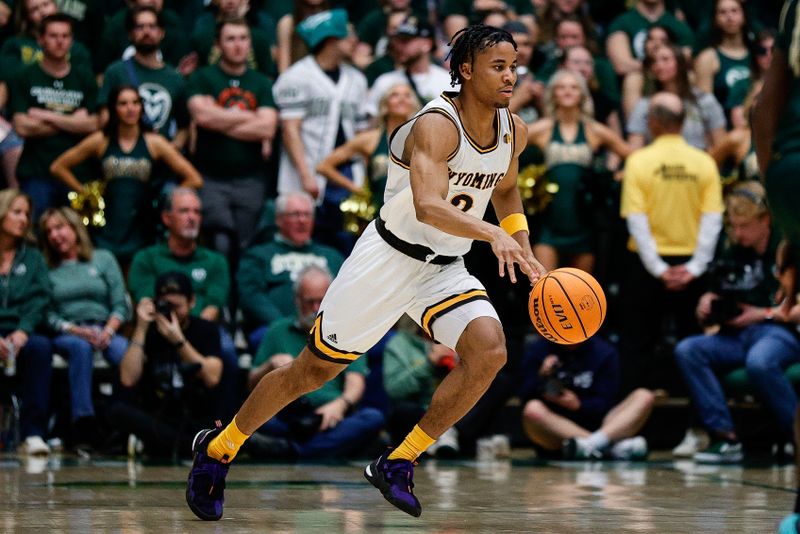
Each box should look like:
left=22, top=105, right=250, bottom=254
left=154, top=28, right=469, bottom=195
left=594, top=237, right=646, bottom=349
left=675, top=323, right=800, bottom=438
left=258, top=407, right=385, bottom=458
left=14, top=334, right=54, bottom=440
left=53, top=334, right=128, bottom=420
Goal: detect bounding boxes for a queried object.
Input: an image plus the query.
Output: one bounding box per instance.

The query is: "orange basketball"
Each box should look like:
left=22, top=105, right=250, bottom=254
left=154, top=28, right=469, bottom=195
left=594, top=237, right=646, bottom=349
left=528, top=267, right=606, bottom=345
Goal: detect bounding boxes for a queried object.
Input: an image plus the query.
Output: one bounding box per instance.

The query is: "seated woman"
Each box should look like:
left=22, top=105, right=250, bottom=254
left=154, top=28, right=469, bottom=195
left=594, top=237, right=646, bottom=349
left=527, top=69, right=631, bottom=273
left=40, top=206, right=131, bottom=447
left=0, top=189, right=52, bottom=456
left=49, top=85, right=202, bottom=269
left=316, top=82, right=420, bottom=218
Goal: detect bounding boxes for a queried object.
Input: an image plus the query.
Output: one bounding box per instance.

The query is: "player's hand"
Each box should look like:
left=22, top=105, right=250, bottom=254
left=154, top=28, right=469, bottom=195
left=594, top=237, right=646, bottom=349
left=315, top=399, right=348, bottom=431
left=489, top=227, right=540, bottom=284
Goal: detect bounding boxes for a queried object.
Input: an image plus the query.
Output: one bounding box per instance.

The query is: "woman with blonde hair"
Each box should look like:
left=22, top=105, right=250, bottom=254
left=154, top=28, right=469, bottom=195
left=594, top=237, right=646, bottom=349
left=316, top=83, right=420, bottom=214
left=40, top=206, right=130, bottom=448
left=527, top=69, right=631, bottom=273
left=0, top=188, right=53, bottom=455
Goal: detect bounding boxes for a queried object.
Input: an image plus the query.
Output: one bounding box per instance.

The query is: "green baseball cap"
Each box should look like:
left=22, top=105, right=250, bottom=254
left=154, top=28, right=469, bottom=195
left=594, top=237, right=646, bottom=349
left=296, top=8, right=349, bottom=49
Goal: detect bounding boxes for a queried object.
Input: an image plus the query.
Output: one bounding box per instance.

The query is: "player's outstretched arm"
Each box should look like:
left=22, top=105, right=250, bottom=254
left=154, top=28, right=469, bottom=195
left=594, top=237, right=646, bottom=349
left=491, top=114, right=546, bottom=283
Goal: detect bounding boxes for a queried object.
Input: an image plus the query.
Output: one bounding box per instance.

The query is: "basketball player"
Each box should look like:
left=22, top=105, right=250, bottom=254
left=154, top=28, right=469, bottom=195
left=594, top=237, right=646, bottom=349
left=185, top=24, right=546, bottom=520
left=752, top=2, right=800, bottom=531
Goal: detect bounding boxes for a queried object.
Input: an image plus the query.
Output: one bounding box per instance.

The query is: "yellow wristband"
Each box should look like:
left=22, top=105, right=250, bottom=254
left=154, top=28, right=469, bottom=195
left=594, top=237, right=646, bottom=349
left=500, top=213, right=529, bottom=236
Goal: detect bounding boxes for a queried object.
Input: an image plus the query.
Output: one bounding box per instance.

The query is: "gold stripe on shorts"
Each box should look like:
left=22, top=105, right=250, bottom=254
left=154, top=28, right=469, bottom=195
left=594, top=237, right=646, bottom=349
left=308, top=313, right=362, bottom=364
left=421, top=289, right=490, bottom=339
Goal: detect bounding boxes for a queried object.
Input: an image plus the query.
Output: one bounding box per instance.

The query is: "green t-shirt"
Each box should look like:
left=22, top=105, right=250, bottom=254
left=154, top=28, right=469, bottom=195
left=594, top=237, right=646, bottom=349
left=237, top=238, right=344, bottom=329
left=190, top=26, right=276, bottom=80
left=98, top=58, right=189, bottom=138
left=95, top=8, right=189, bottom=73
left=127, top=242, right=230, bottom=316
left=9, top=62, right=98, bottom=180
left=440, top=0, right=533, bottom=19
left=253, top=316, right=367, bottom=408
left=773, top=0, right=800, bottom=156
left=0, top=36, right=92, bottom=83
left=46, top=248, right=131, bottom=332
left=0, top=244, right=50, bottom=335
left=187, top=64, right=275, bottom=177
left=365, top=55, right=396, bottom=86
left=606, top=8, right=694, bottom=60
left=713, top=227, right=781, bottom=308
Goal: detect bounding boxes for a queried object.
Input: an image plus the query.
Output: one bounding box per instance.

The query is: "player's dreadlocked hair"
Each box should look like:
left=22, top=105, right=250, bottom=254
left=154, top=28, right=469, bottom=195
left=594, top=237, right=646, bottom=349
left=446, top=24, right=517, bottom=88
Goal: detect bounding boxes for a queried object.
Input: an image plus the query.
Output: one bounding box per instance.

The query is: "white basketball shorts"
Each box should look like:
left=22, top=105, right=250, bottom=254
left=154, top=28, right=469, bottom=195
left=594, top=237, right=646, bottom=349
left=308, top=221, right=500, bottom=364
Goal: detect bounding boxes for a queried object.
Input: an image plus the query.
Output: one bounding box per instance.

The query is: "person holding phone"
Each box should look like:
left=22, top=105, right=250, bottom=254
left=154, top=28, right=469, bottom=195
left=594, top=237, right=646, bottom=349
left=520, top=336, right=655, bottom=460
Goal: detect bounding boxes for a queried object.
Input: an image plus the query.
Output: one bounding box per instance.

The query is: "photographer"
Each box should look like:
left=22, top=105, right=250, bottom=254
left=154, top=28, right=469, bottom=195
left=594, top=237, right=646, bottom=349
left=674, top=181, right=800, bottom=464
left=520, top=337, right=654, bottom=460
left=108, top=271, right=222, bottom=458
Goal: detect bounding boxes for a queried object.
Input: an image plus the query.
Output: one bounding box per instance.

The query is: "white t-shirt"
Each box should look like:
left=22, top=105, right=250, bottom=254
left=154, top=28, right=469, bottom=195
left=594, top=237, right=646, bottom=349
left=365, top=64, right=455, bottom=117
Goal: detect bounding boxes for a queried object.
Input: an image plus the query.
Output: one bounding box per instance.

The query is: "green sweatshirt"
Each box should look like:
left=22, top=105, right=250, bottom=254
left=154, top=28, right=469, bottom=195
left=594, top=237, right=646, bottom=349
left=382, top=332, right=436, bottom=407
left=127, top=243, right=230, bottom=315
left=237, top=237, right=344, bottom=329
left=46, top=249, right=131, bottom=333
left=0, top=244, right=50, bottom=334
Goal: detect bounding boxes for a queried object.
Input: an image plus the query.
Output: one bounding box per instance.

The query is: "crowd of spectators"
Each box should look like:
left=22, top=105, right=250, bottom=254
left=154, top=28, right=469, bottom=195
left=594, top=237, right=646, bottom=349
left=0, top=0, right=798, bottom=465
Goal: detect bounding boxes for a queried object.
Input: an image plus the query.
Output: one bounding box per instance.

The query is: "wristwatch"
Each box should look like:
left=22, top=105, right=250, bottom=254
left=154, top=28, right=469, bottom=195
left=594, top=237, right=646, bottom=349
left=764, top=308, right=775, bottom=321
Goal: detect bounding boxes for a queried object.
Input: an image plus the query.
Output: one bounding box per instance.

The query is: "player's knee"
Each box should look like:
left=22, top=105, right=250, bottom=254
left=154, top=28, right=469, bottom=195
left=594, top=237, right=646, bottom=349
left=292, top=353, right=343, bottom=392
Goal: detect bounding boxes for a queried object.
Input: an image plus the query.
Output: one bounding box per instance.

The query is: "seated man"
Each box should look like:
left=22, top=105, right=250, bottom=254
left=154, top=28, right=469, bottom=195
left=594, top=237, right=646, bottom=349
left=521, top=336, right=654, bottom=460
left=109, top=272, right=222, bottom=458
left=674, top=181, right=800, bottom=464
left=237, top=192, right=344, bottom=349
left=127, top=187, right=237, bottom=419
left=246, top=265, right=384, bottom=459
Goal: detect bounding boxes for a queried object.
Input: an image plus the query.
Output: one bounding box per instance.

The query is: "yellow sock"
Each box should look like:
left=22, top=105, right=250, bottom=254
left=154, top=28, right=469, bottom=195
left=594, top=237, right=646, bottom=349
left=388, top=425, right=435, bottom=461
left=207, top=416, right=250, bottom=464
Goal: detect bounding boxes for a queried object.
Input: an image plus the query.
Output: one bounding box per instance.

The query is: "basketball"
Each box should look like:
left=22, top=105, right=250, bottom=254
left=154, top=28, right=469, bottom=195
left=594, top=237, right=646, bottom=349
left=528, top=268, right=606, bottom=345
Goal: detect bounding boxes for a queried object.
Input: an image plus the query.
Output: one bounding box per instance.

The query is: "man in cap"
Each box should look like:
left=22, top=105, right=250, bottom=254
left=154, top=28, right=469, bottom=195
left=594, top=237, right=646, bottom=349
left=111, top=271, right=223, bottom=458
left=272, top=9, right=368, bottom=206
left=365, top=15, right=453, bottom=119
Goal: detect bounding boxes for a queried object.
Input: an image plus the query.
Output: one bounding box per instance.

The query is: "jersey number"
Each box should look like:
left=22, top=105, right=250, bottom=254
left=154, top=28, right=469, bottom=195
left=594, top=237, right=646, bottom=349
left=450, top=194, right=474, bottom=212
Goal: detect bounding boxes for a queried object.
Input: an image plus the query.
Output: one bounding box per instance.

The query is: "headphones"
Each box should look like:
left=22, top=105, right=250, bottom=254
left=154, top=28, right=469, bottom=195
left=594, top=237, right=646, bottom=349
left=728, top=187, right=768, bottom=211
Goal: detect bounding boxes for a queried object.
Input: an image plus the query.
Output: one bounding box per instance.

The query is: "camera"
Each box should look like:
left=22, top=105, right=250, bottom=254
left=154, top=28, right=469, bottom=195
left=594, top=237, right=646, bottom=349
left=155, top=299, right=174, bottom=317
left=705, top=259, right=765, bottom=325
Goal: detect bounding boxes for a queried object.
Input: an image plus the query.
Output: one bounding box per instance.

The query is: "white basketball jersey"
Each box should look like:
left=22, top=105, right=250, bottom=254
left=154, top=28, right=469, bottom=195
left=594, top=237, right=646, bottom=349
left=380, top=91, right=516, bottom=257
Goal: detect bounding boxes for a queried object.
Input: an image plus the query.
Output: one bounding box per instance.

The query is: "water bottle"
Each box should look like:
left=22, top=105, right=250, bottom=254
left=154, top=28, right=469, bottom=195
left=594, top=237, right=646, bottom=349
left=4, top=340, right=16, bottom=377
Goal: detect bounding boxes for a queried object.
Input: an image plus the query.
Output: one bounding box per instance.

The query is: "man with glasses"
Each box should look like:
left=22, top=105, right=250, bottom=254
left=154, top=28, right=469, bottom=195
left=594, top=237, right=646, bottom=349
left=237, top=191, right=344, bottom=350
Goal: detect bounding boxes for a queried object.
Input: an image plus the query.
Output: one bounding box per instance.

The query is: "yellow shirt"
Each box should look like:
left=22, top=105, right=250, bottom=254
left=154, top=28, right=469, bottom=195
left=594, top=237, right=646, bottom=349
left=621, top=135, right=723, bottom=255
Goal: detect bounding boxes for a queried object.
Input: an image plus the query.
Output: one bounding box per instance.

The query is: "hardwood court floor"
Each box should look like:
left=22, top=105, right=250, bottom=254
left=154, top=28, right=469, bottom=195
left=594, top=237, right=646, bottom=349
left=0, top=452, right=794, bottom=533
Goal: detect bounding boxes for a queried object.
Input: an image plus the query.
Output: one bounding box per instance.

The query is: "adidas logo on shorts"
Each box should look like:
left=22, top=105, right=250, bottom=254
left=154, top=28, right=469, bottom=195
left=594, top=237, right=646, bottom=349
left=327, top=333, right=338, bottom=344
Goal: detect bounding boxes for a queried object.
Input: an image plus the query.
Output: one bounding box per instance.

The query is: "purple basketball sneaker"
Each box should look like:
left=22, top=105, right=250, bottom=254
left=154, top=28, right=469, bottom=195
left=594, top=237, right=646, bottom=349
left=364, top=449, right=422, bottom=517
left=186, top=424, right=229, bottom=521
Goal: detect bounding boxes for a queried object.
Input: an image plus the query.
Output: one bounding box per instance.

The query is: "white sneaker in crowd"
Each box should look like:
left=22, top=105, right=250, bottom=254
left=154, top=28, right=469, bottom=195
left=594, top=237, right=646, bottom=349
left=428, top=427, right=459, bottom=459
left=610, top=436, right=649, bottom=460
left=20, top=436, right=50, bottom=456
left=672, top=428, right=709, bottom=457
